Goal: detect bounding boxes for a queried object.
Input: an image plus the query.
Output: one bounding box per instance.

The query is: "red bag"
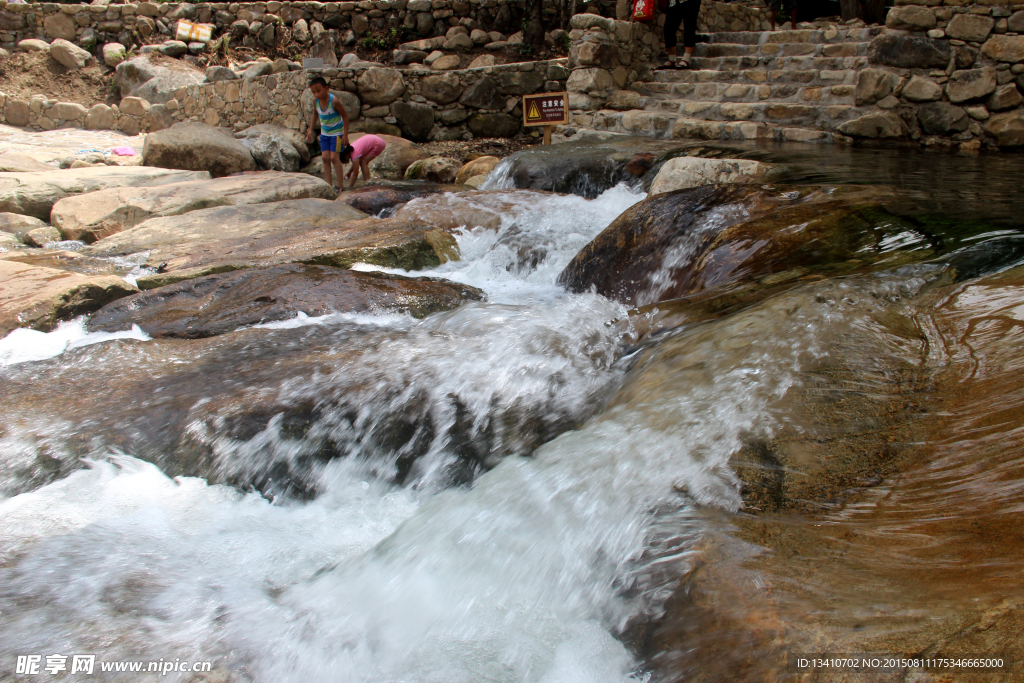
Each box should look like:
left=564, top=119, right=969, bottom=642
left=632, top=0, right=656, bottom=21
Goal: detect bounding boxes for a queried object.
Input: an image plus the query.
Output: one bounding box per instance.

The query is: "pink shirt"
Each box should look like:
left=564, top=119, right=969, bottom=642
left=350, top=134, right=386, bottom=161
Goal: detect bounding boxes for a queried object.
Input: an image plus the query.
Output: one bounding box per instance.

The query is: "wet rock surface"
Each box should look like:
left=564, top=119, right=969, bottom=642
left=82, top=198, right=458, bottom=286
left=559, top=184, right=927, bottom=306
left=51, top=172, right=337, bottom=243
left=632, top=266, right=1024, bottom=682
left=0, top=259, right=137, bottom=335
left=89, top=264, right=484, bottom=338
left=337, top=180, right=467, bottom=215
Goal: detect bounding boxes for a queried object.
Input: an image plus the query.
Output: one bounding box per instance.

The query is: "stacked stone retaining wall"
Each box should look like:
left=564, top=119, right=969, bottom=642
left=0, top=59, right=569, bottom=140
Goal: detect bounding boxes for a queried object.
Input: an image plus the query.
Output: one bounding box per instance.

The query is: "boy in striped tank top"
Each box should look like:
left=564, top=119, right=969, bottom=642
left=305, top=76, right=351, bottom=191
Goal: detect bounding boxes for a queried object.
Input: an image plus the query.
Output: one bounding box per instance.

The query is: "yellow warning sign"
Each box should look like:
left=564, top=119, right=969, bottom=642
left=522, top=92, right=568, bottom=127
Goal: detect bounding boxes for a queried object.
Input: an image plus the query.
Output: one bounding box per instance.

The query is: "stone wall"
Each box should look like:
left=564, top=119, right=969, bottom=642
left=0, top=0, right=538, bottom=52
left=842, top=2, right=1024, bottom=148
left=0, top=58, right=570, bottom=140
left=565, top=14, right=658, bottom=111
left=182, top=59, right=569, bottom=140
left=0, top=0, right=769, bottom=54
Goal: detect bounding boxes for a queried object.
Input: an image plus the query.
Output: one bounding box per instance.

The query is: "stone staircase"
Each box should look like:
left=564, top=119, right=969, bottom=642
left=573, top=26, right=886, bottom=143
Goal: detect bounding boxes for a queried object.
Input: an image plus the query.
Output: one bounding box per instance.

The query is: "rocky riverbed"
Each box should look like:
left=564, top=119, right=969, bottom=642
left=2, top=125, right=1024, bottom=682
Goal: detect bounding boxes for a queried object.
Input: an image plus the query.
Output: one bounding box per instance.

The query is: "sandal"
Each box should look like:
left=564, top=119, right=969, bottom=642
left=676, top=57, right=692, bottom=69
left=656, top=59, right=680, bottom=70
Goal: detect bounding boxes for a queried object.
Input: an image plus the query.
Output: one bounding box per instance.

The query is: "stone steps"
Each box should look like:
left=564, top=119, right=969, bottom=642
left=641, top=100, right=860, bottom=127
left=689, top=40, right=870, bottom=60
left=634, top=82, right=856, bottom=105
left=570, top=109, right=838, bottom=143
left=640, top=67, right=860, bottom=88
left=577, top=26, right=891, bottom=145
left=701, top=27, right=882, bottom=45
left=679, top=54, right=870, bottom=72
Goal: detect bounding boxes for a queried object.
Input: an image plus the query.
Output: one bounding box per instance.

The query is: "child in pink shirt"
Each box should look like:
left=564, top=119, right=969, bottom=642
left=340, top=134, right=387, bottom=189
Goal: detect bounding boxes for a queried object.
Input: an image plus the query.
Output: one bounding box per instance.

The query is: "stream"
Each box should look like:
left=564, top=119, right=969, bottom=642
left=2, top=141, right=1024, bottom=682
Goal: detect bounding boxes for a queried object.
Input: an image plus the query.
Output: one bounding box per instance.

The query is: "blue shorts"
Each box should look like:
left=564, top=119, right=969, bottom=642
left=320, top=135, right=338, bottom=153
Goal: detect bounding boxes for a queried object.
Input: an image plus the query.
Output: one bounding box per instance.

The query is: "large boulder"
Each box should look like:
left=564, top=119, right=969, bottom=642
left=648, top=157, right=779, bottom=195
left=0, top=152, right=54, bottom=173
left=0, top=260, right=137, bottom=336
left=868, top=33, right=950, bottom=70
left=88, top=265, right=484, bottom=338
left=143, top=122, right=258, bottom=177
left=236, top=125, right=311, bottom=165
left=404, top=156, right=461, bottom=184
left=82, top=198, right=459, bottom=286
left=364, top=134, right=430, bottom=179
left=0, top=167, right=209, bottom=220
left=455, top=156, right=500, bottom=184
left=558, top=185, right=919, bottom=306
left=49, top=39, right=91, bottom=69
left=244, top=133, right=302, bottom=172
left=357, top=66, right=406, bottom=106
left=391, top=101, right=435, bottom=142
left=115, top=55, right=204, bottom=104
left=51, top=172, right=335, bottom=243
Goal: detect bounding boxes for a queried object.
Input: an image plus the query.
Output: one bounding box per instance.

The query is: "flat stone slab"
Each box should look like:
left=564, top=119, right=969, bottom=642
left=0, top=166, right=210, bottom=220
left=83, top=198, right=460, bottom=288
left=51, top=172, right=337, bottom=243
left=88, top=264, right=484, bottom=338
left=0, top=259, right=138, bottom=336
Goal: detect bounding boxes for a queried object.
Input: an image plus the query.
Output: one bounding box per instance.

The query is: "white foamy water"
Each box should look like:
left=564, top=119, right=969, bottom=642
left=3, top=181, right=823, bottom=683
left=361, top=184, right=646, bottom=304
left=0, top=269, right=852, bottom=683
left=0, top=317, right=150, bottom=367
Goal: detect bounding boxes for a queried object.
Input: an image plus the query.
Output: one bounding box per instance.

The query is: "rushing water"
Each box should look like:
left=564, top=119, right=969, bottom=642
left=3, top=143, right=1024, bottom=682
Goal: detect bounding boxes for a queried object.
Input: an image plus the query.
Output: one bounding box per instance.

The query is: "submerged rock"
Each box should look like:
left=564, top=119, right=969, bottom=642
left=0, top=260, right=137, bottom=335
left=51, top=172, right=336, bottom=243
left=455, top=156, right=500, bottom=184
left=633, top=265, right=1024, bottom=681
left=337, top=180, right=467, bottom=215
left=559, top=184, right=927, bottom=306
left=82, top=198, right=458, bottom=287
left=0, top=167, right=210, bottom=220
left=88, top=264, right=484, bottom=338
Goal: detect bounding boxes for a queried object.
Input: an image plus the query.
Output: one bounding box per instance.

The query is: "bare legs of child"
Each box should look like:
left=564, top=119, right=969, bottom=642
left=322, top=150, right=346, bottom=190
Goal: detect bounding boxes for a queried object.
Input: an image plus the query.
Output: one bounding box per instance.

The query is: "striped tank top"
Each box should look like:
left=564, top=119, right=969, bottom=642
left=316, top=93, right=344, bottom=136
